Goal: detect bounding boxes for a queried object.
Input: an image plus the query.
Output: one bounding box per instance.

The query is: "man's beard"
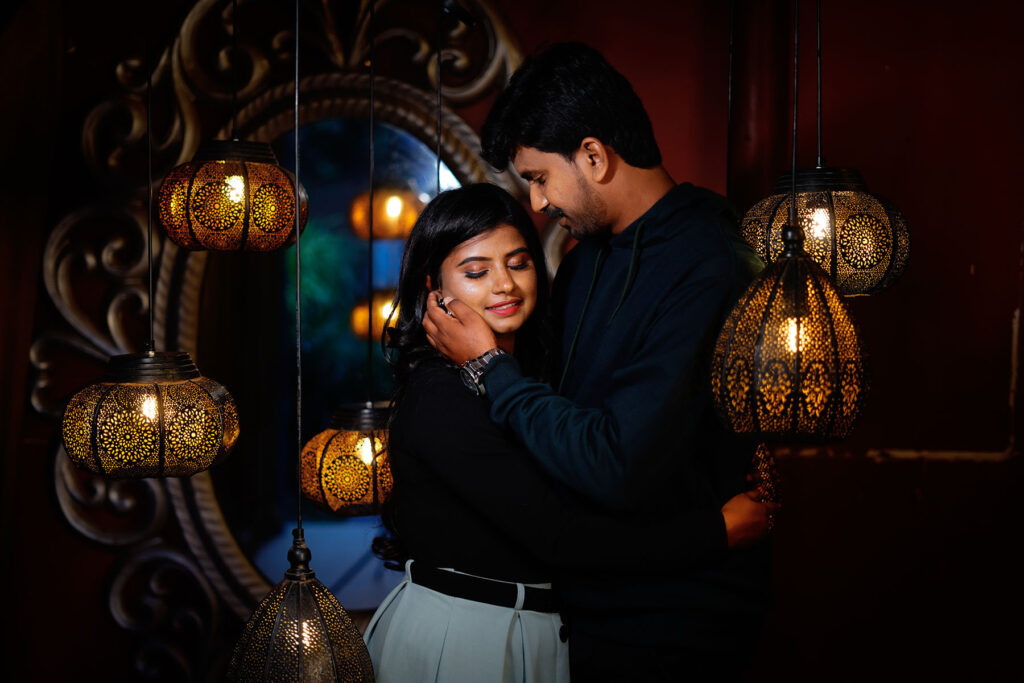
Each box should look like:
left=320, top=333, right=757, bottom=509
left=544, top=174, right=608, bottom=240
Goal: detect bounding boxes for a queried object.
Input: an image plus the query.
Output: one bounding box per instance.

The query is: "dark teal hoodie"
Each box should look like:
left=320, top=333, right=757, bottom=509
left=481, top=182, right=770, bottom=649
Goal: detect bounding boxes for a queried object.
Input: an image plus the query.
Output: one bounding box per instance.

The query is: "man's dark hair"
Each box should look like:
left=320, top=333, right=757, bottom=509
left=481, top=42, right=662, bottom=171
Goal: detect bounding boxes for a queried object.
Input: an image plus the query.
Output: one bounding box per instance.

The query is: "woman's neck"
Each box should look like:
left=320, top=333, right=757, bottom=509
left=496, top=332, right=515, bottom=355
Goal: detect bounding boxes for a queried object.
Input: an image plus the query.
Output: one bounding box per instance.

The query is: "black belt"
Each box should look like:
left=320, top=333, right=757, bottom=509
left=409, top=563, right=559, bottom=613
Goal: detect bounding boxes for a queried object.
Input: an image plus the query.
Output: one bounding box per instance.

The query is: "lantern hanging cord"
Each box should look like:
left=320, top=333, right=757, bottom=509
left=789, top=0, right=799, bottom=228
left=231, top=0, right=238, bottom=139
left=367, top=0, right=375, bottom=404
left=436, top=0, right=443, bottom=197
left=293, top=0, right=303, bottom=532
left=815, top=0, right=822, bottom=169
left=146, top=9, right=155, bottom=355
left=725, top=0, right=734, bottom=200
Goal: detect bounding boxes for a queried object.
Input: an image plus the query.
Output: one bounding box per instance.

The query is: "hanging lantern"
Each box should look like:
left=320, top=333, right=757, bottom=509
left=349, top=187, right=423, bottom=240
left=301, top=403, right=391, bottom=516
left=741, top=168, right=909, bottom=296
left=62, top=352, right=238, bottom=478
left=158, top=139, right=309, bottom=252
left=228, top=528, right=375, bottom=681
left=350, top=290, right=398, bottom=340
left=711, top=221, right=869, bottom=441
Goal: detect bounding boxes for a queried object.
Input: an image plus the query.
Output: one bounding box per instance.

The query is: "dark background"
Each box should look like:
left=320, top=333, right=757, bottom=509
left=2, top=0, right=1022, bottom=680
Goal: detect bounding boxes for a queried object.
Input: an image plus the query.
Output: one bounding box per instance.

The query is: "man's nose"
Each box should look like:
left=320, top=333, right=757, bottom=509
left=529, top=184, right=548, bottom=213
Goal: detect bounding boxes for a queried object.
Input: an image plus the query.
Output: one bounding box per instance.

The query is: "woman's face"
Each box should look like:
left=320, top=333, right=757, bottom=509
left=436, top=224, right=538, bottom=340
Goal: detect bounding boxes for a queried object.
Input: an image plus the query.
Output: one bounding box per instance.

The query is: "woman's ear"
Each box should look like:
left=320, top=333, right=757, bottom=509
left=425, top=274, right=433, bottom=291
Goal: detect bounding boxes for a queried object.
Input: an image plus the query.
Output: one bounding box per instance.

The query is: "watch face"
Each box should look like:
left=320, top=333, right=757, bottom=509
left=459, top=367, right=482, bottom=396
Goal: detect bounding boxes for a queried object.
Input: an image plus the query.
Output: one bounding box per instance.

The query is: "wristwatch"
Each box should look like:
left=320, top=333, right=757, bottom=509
left=459, top=348, right=507, bottom=397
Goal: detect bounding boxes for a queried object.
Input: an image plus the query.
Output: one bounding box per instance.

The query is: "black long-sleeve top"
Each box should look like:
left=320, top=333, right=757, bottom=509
left=387, top=360, right=728, bottom=584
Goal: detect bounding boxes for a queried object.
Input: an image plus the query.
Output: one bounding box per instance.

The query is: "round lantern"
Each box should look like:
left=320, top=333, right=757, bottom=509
left=349, top=187, right=424, bottom=240
left=62, top=352, right=238, bottom=478
left=301, top=403, right=390, bottom=516
left=741, top=168, right=909, bottom=296
left=158, top=139, right=309, bottom=252
left=350, top=290, right=398, bottom=340
left=711, top=222, right=869, bottom=441
left=228, top=528, right=375, bottom=682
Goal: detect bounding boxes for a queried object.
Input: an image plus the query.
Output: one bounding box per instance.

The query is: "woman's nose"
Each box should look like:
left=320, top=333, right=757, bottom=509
left=492, top=267, right=515, bottom=293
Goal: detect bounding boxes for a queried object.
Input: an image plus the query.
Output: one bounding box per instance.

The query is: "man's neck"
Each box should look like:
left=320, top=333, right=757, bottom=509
left=608, top=165, right=676, bottom=235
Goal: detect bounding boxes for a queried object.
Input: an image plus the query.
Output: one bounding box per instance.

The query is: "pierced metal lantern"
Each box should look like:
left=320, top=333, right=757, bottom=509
left=349, top=188, right=424, bottom=240
left=158, top=140, right=309, bottom=251
left=301, top=403, right=391, bottom=516
left=228, top=528, right=375, bottom=682
left=350, top=290, right=398, bottom=340
left=712, top=221, right=869, bottom=441
left=741, top=168, right=909, bottom=296
left=62, top=352, right=238, bottom=478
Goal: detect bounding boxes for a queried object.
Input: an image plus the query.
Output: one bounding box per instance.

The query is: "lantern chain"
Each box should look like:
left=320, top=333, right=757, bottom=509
left=146, top=6, right=155, bottom=355
left=294, top=0, right=303, bottom=532
left=367, top=0, right=375, bottom=406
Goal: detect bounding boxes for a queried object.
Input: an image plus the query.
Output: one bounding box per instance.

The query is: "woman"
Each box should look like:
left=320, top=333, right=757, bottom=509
left=364, top=184, right=772, bottom=683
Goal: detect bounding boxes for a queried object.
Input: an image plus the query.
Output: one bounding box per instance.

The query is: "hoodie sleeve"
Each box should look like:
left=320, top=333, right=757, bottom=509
left=483, top=250, right=742, bottom=510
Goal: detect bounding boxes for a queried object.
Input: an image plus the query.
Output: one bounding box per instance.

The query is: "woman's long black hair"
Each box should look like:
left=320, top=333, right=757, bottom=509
left=372, top=183, right=552, bottom=567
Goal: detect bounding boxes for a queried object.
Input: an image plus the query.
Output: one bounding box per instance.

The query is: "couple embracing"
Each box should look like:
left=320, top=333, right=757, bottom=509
left=363, top=43, right=774, bottom=683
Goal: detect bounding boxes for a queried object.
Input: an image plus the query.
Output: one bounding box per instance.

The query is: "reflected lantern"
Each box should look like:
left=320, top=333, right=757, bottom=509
left=227, top=528, right=375, bottom=681
left=349, top=188, right=424, bottom=240
left=158, top=140, right=309, bottom=251
left=301, top=403, right=391, bottom=516
left=741, top=168, right=909, bottom=296
left=712, top=222, right=869, bottom=441
left=350, top=290, right=398, bottom=340
left=62, top=352, right=238, bottom=478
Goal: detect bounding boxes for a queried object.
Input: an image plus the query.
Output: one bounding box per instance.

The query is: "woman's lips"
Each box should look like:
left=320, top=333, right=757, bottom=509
left=486, top=299, right=523, bottom=317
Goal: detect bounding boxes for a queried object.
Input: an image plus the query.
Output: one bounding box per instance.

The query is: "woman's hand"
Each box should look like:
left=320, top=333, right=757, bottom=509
left=721, top=491, right=779, bottom=549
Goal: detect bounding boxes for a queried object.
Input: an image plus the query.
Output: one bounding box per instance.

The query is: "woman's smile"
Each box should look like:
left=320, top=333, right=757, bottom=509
left=486, top=298, right=523, bottom=316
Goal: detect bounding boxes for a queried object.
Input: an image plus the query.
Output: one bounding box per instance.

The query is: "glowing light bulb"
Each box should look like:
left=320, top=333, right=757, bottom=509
left=226, top=175, right=245, bottom=203
left=358, top=436, right=375, bottom=465
left=141, top=396, right=158, bottom=421
left=418, top=192, right=430, bottom=204
left=385, top=195, right=403, bottom=219
left=809, top=207, right=830, bottom=239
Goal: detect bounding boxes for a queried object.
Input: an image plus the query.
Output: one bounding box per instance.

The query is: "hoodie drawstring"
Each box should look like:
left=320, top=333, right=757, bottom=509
left=557, top=245, right=608, bottom=394
left=606, top=219, right=645, bottom=326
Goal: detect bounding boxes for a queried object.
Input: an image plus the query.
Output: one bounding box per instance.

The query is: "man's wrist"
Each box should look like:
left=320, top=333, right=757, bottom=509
left=459, top=348, right=507, bottom=396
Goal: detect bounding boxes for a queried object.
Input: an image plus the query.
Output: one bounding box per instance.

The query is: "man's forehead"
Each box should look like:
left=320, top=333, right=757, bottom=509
left=511, top=146, right=568, bottom=175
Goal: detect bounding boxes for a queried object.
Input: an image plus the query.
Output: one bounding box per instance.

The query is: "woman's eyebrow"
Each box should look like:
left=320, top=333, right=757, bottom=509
left=456, top=255, right=492, bottom=267
left=506, top=247, right=529, bottom=258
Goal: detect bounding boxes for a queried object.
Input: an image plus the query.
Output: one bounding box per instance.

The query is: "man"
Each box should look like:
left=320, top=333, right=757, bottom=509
left=423, top=42, right=770, bottom=680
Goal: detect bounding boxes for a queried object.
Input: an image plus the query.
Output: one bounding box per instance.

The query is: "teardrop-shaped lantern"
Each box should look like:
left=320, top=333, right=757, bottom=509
left=712, top=221, right=869, bottom=441
left=741, top=168, right=909, bottom=296
left=61, top=352, right=238, bottom=478
left=158, top=140, right=309, bottom=252
left=228, top=528, right=375, bottom=681
left=301, top=403, right=391, bottom=516
left=349, top=188, right=423, bottom=240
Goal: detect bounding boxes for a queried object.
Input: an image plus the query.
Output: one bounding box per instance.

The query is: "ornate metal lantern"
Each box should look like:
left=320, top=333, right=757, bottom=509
left=349, top=188, right=423, bottom=240
left=158, top=139, right=309, bottom=251
left=741, top=168, right=909, bottom=296
left=62, top=352, right=238, bottom=478
left=227, top=528, right=375, bottom=681
left=301, top=403, right=391, bottom=516
left=711, top=221, right=869, bottom=441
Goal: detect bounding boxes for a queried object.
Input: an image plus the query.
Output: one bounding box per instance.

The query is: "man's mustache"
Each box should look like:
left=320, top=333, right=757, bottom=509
left=544, top=205, right=566, bottom=220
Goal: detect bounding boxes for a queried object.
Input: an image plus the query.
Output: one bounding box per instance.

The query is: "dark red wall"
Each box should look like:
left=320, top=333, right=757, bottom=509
left=3, top=0, right=1022, bottom=679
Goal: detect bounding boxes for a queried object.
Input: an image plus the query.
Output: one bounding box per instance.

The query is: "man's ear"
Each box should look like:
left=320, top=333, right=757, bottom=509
left=576, top=137, right=610, bottom=183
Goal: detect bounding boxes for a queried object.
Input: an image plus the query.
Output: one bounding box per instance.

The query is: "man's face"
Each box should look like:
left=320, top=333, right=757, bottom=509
left=512, top=146, right=609, bottom=240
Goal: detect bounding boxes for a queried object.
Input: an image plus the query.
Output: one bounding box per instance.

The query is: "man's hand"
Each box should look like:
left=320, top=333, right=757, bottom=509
left=423, top=293, right=499, bottom=365
left=721, top=490, right=780, bottom=549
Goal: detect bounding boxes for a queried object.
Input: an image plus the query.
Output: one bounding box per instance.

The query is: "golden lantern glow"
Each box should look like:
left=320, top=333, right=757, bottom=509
left=227, top=529, right=375, bottom=681
left=301, top=403, right=391, bottom=516
left=349, top=188, right=424, bottom=239
left=61, top=352, right=238, bottom=478
left=350, top=290, right=398, bottom=340
left=711, top=223, right=869, bottom=441
left=741, top=169, right=909, bottom=296
left=158, top=140, right=309, bottom=252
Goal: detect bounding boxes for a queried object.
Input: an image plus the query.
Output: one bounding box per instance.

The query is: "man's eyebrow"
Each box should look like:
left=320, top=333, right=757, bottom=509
left=456, top=255, right=492, bottom=267
left=518, top=170, right=535, bottom=182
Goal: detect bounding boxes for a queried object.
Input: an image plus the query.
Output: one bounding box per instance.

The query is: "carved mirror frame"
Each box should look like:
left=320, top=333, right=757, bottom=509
left=32, top=0, right=524, bottom=673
